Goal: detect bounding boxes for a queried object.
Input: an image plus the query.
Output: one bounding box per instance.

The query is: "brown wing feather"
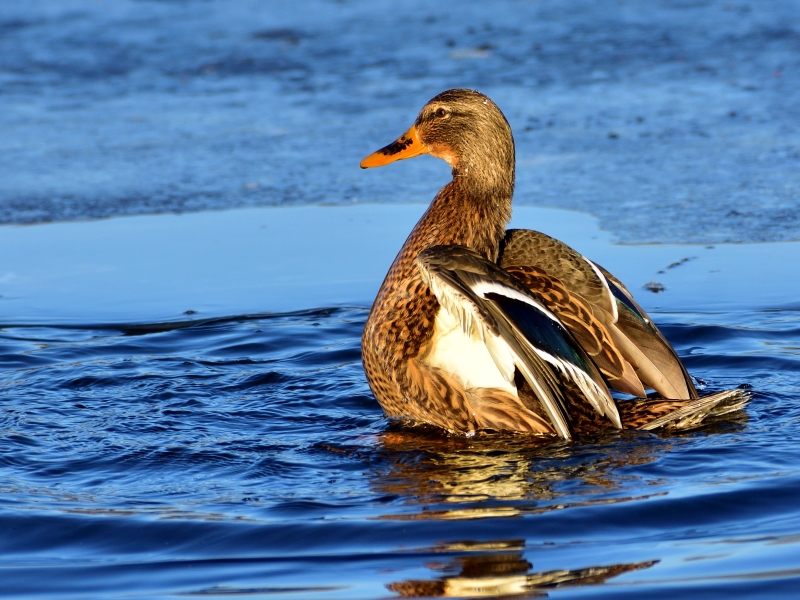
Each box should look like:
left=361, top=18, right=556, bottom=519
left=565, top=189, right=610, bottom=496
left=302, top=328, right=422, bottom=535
left=501, top=229, right=613, bottom=313
left=502, top=265, right=645, bottom=398
left=619, top=390, right=750, bottom=430
left=470, top=387, right=555, bottom=434
left=500, top=229, right=695, bottom=400
left=418, top=244, right=622, bottom=435
left=612, top=304, right=692, bottom=399
left=402, top=358, right=554, bottom=435
left=593, top=262, right=698, bottom=399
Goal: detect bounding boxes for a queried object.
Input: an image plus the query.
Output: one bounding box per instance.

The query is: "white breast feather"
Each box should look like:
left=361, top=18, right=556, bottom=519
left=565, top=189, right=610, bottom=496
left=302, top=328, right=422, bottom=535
left=422, top=308, right=517, bottom=394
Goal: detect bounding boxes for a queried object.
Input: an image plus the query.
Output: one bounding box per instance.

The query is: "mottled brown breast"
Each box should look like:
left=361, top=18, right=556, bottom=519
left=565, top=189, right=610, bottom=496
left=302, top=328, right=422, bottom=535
left=361, top=179, right=513, bottom=423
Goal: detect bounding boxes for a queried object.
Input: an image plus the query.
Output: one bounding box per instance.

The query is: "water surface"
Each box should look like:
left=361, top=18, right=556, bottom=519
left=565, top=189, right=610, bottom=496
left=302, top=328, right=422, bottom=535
left=1, top=205, right=799, bottom=598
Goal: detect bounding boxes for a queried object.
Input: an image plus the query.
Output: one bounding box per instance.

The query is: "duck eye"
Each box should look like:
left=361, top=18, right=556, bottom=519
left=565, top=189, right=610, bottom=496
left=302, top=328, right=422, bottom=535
left=435, top=108, right=448, bottom=118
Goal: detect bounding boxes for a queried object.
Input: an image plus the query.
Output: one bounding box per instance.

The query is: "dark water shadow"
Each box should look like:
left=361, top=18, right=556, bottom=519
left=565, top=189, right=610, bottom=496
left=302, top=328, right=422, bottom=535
left=0, top=306, right=356, bottom=335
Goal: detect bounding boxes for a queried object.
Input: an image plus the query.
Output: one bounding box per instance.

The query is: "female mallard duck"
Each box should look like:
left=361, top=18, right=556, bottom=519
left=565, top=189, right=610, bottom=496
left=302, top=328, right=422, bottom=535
left=360, top=89, right=748, bottom=439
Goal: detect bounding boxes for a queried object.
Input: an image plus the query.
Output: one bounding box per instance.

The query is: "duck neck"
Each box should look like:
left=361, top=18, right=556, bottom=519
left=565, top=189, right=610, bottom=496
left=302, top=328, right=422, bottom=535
left=420, top=170, right=514, bottom=263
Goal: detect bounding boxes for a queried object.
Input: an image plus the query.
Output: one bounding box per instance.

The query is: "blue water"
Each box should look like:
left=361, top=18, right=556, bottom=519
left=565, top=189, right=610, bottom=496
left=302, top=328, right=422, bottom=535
left=4, top=0, right=800, bottom=598
left=0, top=304, right=799, bottom=598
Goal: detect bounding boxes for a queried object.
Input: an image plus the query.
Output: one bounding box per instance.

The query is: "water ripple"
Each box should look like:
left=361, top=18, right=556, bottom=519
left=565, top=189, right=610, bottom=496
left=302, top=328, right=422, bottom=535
left=0, top=305, right=798, bottom=596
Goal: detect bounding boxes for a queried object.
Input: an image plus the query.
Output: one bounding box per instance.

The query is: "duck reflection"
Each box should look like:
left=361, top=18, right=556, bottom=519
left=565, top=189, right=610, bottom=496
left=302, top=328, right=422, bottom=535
left=387, top=539, right=656, bottom=598
left=363, top=420, right=742, bottom=597
left=370, top=426, right=670, bottom=518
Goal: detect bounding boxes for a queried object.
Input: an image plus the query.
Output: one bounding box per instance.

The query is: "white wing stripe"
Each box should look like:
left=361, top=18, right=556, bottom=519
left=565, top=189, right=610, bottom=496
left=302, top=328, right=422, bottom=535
left=471, top=280, right=560, bottom=323
left=531, top=346, right=614, bottom=420
left=584, top=257, right=618, bottom=323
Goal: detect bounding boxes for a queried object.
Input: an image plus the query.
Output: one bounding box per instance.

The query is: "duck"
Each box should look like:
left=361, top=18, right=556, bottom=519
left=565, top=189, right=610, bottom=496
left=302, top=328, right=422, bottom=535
left=360, top=89, right=748, bottom=439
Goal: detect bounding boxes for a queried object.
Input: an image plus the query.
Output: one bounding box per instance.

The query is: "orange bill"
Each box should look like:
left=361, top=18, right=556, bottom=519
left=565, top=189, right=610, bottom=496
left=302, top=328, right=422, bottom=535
left=360, top=125, right=428, bottom=168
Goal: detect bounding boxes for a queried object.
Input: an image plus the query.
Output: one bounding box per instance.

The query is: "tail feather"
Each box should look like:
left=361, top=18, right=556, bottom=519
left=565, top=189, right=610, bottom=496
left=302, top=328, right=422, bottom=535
left=618, top=389, right=751, bottom=431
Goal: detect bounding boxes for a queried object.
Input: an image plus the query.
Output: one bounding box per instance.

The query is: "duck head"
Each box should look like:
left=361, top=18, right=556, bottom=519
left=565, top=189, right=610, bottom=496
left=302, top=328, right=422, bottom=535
left=361, top=89, right=515, bottom=193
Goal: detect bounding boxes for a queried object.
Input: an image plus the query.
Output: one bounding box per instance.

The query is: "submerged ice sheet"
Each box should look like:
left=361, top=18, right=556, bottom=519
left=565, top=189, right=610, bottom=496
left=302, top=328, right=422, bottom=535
left=1, top=204, right=799, bottom=324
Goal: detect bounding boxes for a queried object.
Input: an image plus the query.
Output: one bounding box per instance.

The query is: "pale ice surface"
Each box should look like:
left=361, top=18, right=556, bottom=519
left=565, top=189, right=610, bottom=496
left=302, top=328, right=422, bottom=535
left=2, top=204, right=797, bottom=324
left=1, top=0, right=799, bottom=243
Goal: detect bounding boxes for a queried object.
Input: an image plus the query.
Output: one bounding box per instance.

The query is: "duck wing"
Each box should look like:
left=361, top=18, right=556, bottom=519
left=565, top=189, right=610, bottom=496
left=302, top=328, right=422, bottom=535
left=592, top=261, right=697, bottom=398
left=417, top=245, right=621, bottom=439
left=499, top=229, right=697, bottom=400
